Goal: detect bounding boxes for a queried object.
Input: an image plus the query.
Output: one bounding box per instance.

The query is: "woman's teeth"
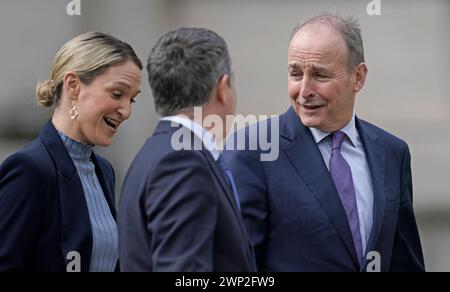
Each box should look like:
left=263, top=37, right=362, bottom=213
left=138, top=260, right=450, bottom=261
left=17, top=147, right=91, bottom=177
left=104, top=117, right=119, bottom=129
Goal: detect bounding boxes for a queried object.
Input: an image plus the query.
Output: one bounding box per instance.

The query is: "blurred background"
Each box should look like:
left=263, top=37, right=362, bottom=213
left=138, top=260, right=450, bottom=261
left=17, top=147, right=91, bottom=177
left=0, top=0, right=449, bottom=271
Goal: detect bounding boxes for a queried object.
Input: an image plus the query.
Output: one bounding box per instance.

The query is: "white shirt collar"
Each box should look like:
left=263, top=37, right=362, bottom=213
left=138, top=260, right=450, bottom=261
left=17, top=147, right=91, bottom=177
left=161, top=115, right=220, bottom=161
left=309, top=114, right=358, bottom=148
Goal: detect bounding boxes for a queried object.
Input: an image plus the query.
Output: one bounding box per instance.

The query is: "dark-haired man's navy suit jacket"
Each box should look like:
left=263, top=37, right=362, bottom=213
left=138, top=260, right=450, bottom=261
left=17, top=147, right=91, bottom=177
left=223, top=107, right=425, bottom=272
left=0, top=122, right=116, bottom=272
left=118, top=121, right=255, bottom=272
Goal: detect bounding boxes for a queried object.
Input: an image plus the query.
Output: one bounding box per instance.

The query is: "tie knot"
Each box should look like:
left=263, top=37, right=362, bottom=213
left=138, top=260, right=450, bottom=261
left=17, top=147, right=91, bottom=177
left=331, top=131, right=347, bottom=150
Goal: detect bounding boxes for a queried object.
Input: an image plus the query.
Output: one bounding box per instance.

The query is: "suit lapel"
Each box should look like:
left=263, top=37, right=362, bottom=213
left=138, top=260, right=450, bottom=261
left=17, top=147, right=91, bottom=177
left=39, top=121, right=92, bottom=272
left=356, top=119, right=386, bottom=268
left=203, top=150, right=255, bottom=268
left=203, top=151, right=245, bottom=225
left=281, top=108, right=360, bottom=267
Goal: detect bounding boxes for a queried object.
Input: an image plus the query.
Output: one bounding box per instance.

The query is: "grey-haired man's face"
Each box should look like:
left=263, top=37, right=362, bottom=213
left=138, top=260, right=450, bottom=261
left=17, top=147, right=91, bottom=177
left=288, top=24, right=358, bottom=132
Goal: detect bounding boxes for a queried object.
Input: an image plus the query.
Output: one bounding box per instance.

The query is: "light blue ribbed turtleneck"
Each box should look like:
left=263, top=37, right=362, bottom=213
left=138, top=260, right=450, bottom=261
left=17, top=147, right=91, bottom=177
left=58, top=131, right=118, bottom=272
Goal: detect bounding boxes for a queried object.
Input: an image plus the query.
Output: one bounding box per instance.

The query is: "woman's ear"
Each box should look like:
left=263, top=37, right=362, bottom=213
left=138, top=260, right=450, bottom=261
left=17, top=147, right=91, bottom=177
left=63, top=71, right=81, bottom=101
left=353, top=63, right=368, bottom=93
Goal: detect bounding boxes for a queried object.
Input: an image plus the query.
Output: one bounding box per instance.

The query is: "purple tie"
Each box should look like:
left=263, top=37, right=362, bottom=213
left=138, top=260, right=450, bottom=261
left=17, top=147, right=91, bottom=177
left=330, top=131, right=364, bottom=264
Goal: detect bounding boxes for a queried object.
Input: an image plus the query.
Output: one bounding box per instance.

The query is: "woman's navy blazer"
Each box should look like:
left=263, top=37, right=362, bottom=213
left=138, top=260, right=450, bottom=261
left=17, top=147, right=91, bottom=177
left=0, top=121, right=116, bottom=272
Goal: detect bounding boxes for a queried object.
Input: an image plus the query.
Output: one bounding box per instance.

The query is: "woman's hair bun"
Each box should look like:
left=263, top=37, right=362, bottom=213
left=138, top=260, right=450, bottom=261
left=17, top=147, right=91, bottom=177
left=36, top=79, right=56, bottom=107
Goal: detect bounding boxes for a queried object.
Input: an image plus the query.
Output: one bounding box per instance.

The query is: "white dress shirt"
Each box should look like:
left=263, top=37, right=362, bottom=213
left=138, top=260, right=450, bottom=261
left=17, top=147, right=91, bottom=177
left=161, top=115, right=220, bottom=161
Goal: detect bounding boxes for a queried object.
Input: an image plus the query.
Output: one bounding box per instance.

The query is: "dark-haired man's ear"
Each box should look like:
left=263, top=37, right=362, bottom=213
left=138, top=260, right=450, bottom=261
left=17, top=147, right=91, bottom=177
left=353, top=63, right=368, bottom=93
left=63, top=71, right=81, bottom=101
left=217, top=74, right=233, bottom=105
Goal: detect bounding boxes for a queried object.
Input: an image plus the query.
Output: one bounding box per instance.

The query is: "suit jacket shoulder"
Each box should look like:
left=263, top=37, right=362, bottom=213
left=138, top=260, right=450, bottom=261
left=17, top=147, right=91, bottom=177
left=357, top=119, right=409, bottom=150
left=1, top=136, right=55, bottom=200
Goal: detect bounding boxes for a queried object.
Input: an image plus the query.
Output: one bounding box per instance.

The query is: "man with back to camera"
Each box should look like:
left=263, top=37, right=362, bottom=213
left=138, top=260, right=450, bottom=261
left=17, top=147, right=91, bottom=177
left=223, top=14, right=425, bottom=272
left=118, top=27, right=256, bottom=272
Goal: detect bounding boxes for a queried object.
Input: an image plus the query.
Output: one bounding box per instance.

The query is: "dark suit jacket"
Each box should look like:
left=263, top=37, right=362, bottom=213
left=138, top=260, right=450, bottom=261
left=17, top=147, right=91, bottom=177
left=0, top=121, right=116, bottom=272
left=118, top=121, right=255, bottom=272
left=223, top=107, right=425, bottom=272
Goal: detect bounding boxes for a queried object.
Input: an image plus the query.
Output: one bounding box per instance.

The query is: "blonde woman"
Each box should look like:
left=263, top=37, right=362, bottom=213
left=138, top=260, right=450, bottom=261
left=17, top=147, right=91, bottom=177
left=0, top=32, right=142, bottom=272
